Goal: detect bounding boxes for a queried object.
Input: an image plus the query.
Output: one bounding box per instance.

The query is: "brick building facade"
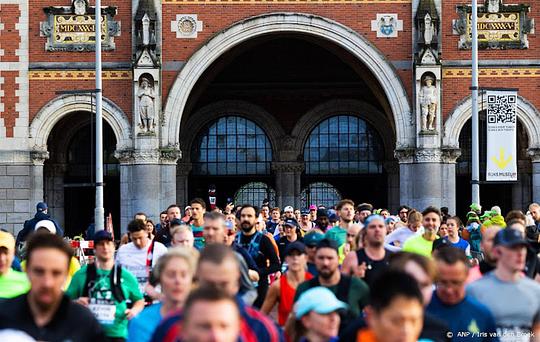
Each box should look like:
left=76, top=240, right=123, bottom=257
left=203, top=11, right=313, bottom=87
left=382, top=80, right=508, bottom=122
left=0, top=0, right=538, bottom=236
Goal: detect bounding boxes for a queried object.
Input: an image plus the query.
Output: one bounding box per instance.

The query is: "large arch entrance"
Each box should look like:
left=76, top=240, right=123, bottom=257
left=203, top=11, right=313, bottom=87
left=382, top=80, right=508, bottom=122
left=176, top=30, right=400, bottom=208
left=44, top=113, right=120, bottom=237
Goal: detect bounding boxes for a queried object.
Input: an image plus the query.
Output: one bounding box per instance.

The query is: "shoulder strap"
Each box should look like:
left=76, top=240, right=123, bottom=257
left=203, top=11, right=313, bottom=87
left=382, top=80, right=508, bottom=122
left=336, top=275, right=352, bottom=303
left=83, top=263, right=97, bottom=297
left=110, top=264, right=125, bottom=302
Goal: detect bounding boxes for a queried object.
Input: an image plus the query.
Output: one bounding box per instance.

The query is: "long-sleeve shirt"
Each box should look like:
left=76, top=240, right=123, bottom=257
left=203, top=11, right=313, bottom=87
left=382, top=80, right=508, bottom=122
left=384, top=227, right=416, bottom=252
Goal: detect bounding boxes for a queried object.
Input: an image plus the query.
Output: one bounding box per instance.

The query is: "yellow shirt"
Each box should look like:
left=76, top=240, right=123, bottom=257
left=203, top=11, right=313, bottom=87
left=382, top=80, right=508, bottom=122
left=21, top=256, right=81, bottom=290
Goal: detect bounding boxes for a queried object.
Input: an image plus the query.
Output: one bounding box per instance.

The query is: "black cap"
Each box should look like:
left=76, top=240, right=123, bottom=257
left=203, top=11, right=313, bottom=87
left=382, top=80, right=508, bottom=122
left=357, top=203, right=373, bottom=212
left=283, top=218, right=299, bottom=228
left=285, top=241, right=306, bottom=256
left=316, top=209, right=328, bottom=218
left=170, top=218, right=184, bottom=227
left=301, top=210, right=310, bottom=216
left=494, top=228, right=529, bottom=248
left=316, top=238, right=339, bottom=253
left=432, top=237, right=451, bottom=252
left=94, top=230, right=113, bottom=244
left=36, top=202, right=48, bottom=212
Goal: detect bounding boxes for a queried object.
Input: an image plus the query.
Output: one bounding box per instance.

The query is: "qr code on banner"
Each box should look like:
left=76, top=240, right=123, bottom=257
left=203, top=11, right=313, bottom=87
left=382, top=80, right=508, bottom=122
left=487, top=94, right=516, bottom=124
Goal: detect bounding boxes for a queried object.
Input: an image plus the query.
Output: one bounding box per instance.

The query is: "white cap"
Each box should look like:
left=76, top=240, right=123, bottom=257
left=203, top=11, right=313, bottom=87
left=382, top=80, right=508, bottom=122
left=284, top=206, right=294, bottom=213
left=34, top=220, right=56, bottom=234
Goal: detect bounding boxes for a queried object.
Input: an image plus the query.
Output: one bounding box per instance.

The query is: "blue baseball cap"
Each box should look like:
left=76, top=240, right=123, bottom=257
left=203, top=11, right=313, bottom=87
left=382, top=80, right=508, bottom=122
left=283, top=218, right=299, bottom=228
left=494, top=228, right=528, bottom=248
left=285, top=241, right=306, bottom=256
left=36, top=202, right=48, bottom=212
left=304, top=232, right=324, bottom=247
left=93, top=230, right=113, bottom=244
left=294, top=287, right=348, bottom=319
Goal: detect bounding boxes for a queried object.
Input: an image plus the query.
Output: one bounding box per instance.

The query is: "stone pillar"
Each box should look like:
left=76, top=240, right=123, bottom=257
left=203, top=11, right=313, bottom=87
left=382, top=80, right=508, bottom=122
left=396, top=148, right=447, bottom=211
left=441, top=148, right=461, bottom=215
left=272, top=162, right=304, bottom=209
left=116, top=151, right=134, bottom=232
left=160, top=149, right=182, bottom=210
left=30, top=150, right=49, bottom=209
left=176, top=162, right=192, bottom=208
left=528, top=148, right=540, bottom=204
left=384, top=161, right=400, bottom=212
left=44, top=163, right=67, bottom=229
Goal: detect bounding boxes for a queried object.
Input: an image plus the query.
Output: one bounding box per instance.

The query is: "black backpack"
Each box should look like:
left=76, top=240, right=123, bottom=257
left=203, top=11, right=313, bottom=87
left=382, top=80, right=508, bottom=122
left=83, top=263, right=125, bottom=302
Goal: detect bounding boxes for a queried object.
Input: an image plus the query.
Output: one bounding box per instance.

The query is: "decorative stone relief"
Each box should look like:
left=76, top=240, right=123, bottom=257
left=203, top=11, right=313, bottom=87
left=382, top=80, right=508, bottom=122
left=40, top=0, right=120, bottom=52
left=441, top=148, right=462, bottom=163
left=527, top=148, right=540, bottom=162
left=394, top=148, right=415, bottom=164
left=30, top=148, right=50, bottom=166
left=415, top=0, right=440, bottom=65
left=415, top=149, right=443, bottom=163
left=160, top=148, right=182, bottom=165
left=453, top=1, right=535, bottom=49
left=370, top=14, right=403, bottom=38
left=271, top=162, right=305, bottom=173
left=171, top=14, right=203, bottom=39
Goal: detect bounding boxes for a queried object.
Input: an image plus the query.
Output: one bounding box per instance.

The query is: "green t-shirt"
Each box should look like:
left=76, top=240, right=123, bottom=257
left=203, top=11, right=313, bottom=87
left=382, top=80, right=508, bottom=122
left=0, top=269, right=30, bottom=298
left=402, top=234, right=438, bottom=258
left=325, top=227, right=347, bottom=247
left=294, top=276, right=370, bottom=318
left=66, top=265, right=143, bottom=338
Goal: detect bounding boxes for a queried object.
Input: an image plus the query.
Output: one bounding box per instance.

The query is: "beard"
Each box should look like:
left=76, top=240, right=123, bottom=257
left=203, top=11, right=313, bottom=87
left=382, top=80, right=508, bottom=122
left=240, top=221, right=254, bottom=232
left=369, top=239, right=383, bottom=248
left=318, top=267, right=335, bottom=280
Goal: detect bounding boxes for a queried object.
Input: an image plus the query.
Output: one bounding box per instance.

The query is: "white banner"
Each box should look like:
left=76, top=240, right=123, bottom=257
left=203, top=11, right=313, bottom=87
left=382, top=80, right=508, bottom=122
left=485, top=90, right=518, bottom=181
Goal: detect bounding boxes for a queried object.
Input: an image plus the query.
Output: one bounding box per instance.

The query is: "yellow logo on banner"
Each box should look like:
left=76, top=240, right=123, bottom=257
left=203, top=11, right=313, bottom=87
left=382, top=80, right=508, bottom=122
left=491, top=148, right=513, bottom=169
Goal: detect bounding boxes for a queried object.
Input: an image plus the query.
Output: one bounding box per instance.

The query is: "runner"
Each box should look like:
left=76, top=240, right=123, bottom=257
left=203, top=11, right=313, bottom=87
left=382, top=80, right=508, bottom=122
left=188, top=198, right=207, bottom=250
left=354, top=271, right=424, bottom=342
left=277, top=218, right=303, bottom=260
left=179, top=285, right=241, bottom=342
left=526, top=203, right=540, bottom=253
left=0, top=233, right=105, bottom=341
left=294, top=238, right=369, bottom=331
left=261, top=242, right=313, bottom=326
left=235, top=205, right=280, bottom=308
left=290, top=287, right=346, bottom=342
left=170, top=223, right=195, bottom=248
left=338, top=223, right=362, bottom=264
left=325, top=199, right=355, bottom=246
left=266, top=207, right=281, bottom=235
left=315, top=209, right=331, bottom=232
left=384, top=210, right=422, bottom=252
left=468, top=228, right=540, bottom=342
left=342, top=215, right=391, bottom=287
left=116, top=219, right=168, bottom=302
left=403, top=206, right=441, bottom=257
left=67, top=230, right=145, bottom=341
left=398, top=205, right=410, bottom=224
left=309, top=204, right=318, bottom=222
left=299, top=210, right=315, bottom=235
left=128, top=247, right=198, bottom=342
left=283, top=206, right=295, bottom=220
left=0, top=231, right=30, bottom=298
left=304, top=230, right=324, bottom=276
left=427, top=247, right=497, bottom=342
left=356, top=203, right=373, bottom=225
left=440, top=216, right=471, bottom=257
left=155, top=204, right=181, bottom=246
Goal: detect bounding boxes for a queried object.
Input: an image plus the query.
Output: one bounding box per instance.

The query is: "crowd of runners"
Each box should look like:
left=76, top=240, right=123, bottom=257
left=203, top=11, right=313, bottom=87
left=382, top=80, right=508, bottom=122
left=0, top=199, right=539, bottom=342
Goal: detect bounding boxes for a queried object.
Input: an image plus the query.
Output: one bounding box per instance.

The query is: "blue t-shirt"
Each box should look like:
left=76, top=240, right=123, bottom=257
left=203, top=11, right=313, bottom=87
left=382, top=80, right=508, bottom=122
left=444, top=237, right=470, bottom=252
left=427, top=291, right=498, bottom=342
left=127, top=303, right=162, bottom=342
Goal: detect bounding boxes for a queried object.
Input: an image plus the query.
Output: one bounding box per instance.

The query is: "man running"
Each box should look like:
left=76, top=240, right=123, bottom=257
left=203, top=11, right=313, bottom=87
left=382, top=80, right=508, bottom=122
left=325, top=199, right=355, bottom=246
left=403, top=206, right=441, bottom=257
left=0, top=231, right=30, bottom=298
left=188, top=198, right=207, bottom=250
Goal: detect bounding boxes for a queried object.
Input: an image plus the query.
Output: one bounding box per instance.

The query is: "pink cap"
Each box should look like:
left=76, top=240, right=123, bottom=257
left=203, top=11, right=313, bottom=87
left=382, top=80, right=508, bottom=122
left=309, top=205, right=317, bottom=211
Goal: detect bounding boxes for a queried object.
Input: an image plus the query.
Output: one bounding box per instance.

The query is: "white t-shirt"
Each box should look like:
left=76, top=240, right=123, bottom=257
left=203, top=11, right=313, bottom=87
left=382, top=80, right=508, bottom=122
left=116, top=240, right=167, bottom=293
left=384, top=227, right=418, bottom=252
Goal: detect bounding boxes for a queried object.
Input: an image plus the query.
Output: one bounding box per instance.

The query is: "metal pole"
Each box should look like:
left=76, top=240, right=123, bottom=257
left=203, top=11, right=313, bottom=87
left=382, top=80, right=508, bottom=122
left=94, top=0, right=105, bottom=231
left=471, top=0, right=481, bottom=206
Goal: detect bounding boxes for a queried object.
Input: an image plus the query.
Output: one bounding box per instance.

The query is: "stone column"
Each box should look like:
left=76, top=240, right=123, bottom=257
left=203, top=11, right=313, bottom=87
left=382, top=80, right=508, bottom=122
left=44, top=163, right=67, bottom=229
left=30, top=150, right=49, bottom=209
left=384, top=161, right=400, bottom=212
left=441, top=148, right=461, bottom=215
left=115, top=150, right=134, bottom=232
left=528, top=148, right=540, bottom=204
left=176, top=162, right=192, bottom=208
left=159, top=149, right=181, bottom=210
left=272, top=162, right=304, bottom=209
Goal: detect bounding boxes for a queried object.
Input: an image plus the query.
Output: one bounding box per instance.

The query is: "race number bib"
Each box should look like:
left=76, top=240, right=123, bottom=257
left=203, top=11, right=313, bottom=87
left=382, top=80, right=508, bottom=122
left=89, top=299, right=116, bottom=325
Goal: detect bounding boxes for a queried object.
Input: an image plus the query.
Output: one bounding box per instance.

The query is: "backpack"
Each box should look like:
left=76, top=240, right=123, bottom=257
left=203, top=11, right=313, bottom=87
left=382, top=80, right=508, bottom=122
left=83, top=263, right=125, bottom=302
left=236, top=231, right=265, bottom=261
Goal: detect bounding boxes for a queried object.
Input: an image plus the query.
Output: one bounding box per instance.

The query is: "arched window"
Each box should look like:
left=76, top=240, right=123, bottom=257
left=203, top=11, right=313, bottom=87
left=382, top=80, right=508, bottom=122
left=234, top=182, right=276, bottom=207
left=192, top=116, right=272, bottom=175
left=301, top=182, right=342, bottom=209
left=304, top=115, right=384, bottom=175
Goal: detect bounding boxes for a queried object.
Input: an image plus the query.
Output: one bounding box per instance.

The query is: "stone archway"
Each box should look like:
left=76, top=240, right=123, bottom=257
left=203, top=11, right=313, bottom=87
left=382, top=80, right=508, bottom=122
left=30, top=94, right=132, bottom=151
left=443, top=94, right=540, bottom=206
left=163, top=12, right=413, bottom=151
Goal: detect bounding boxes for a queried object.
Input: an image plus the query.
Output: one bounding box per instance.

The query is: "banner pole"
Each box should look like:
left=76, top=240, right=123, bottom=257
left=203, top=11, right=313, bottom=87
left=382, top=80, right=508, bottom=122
left=471, top=0, right=481, bottom=207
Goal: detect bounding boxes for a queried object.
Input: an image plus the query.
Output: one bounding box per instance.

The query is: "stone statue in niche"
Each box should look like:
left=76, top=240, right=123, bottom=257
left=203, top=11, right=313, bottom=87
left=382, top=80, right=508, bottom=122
left=423, top=13, right=435, bottom=46
left=138, top=77, right=156, bottom=132
left=419, top=75, right=437, bottom=131
left=72, top=0, right=87, bottom=15
left=487, top=0, right=501, bottom=13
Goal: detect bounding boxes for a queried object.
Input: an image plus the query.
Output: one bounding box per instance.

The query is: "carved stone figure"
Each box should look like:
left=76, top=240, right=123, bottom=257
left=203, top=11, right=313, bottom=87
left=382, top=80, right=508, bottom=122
left=487, top=0, right=501, bottom=13
left=419, top=76, right=437, bottom=131
left=73, top=0, right=87, bottom=15
left=423, top=13, right=435, bottom=46
left=138, top=77, right=156, bottom=132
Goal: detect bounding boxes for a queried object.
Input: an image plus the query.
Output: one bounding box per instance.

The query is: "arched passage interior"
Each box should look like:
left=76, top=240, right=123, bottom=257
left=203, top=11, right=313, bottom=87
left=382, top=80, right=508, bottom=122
left=178, top=34, right=397, bottom=208
left=44, top=112, right=120, bottom=237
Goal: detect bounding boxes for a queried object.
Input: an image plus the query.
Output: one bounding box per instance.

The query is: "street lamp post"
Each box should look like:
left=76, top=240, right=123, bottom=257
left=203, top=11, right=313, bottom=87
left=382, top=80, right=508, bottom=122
left=94, top=0, right=105, bottom=231
left=471, top=0, right=481, bottom=206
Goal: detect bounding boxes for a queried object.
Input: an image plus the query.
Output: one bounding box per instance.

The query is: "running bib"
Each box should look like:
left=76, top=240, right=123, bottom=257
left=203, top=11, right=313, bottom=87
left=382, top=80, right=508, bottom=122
left=89, top=300, right=116, bottom=325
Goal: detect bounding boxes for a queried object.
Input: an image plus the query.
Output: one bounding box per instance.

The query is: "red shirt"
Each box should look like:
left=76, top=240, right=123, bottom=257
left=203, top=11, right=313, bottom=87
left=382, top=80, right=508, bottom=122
left=278, top=272, right=313, bottom=326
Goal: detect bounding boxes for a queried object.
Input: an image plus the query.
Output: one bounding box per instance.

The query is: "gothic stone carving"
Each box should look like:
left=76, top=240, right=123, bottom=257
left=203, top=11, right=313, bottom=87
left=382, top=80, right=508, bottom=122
left=137, top=75, right=156, bottom=133
left=30, top=148, right=50, bottom=166
left=419, top=74, right=438, bottom=131
left=160, top=148, right=182, bottom=164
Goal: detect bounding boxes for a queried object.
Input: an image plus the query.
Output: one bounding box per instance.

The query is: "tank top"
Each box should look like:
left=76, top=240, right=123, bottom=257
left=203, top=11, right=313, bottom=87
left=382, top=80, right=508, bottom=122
left=278, top=271, right=313, bottom=326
